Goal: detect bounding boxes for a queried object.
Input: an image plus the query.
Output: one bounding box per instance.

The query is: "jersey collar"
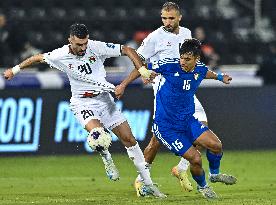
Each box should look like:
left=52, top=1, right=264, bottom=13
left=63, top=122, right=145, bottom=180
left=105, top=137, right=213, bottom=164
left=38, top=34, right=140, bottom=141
left=162, top=26, right=180, bottom=35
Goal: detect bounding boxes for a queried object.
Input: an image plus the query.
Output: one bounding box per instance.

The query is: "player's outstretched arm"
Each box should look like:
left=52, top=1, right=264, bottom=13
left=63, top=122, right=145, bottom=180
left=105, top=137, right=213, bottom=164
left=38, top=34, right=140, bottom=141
left=121, top=45, right=156, bottom=80
left=115, top=68, right=140, bottom=99
left=3, top=54, right=44, bottom=80
left=115, top=46, right=157, bottom=99
left=115, top=64, right=157, bottom=99
left=205, top=70, right=232, bottom=84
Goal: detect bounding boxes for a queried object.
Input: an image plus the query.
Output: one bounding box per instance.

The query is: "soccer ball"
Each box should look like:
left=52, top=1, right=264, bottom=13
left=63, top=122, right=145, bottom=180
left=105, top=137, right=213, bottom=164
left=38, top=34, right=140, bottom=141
left=87, top=127, right=112, bottom=152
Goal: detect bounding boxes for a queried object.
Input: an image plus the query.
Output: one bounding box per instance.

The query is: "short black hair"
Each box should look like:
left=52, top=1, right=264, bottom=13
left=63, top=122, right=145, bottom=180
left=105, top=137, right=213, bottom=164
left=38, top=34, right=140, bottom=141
left=179, top=38, right=202, bottom=56
left=162, top=2, right=180, bottom=13
left=69, top=23, right=88, bottom=39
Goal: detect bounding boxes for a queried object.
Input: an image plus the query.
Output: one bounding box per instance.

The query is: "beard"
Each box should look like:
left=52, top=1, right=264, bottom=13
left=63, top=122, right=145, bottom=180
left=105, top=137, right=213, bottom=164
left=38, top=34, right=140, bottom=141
left=77, top=50, right=86, bottom=56
left=164, top=25, right=177, bottom=33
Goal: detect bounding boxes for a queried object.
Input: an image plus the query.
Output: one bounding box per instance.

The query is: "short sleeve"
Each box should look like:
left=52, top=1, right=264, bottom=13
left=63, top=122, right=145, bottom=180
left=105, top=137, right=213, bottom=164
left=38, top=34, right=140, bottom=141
left=197, top=62, right=208, bottom=78
left=187, top=30, right=192, bottom=39
left=148, top=61, right=166, bottom=74
left=90, top=40, right=121, bottom=58
left=43, top=48, right=64, bottom=72
left=137, top=33, right=156, bottom=61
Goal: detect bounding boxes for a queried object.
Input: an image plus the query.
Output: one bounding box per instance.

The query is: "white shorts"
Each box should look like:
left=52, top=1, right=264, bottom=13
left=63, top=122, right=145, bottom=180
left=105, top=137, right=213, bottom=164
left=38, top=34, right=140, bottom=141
left=69, top=92, right=126, bottom=130
left=193, top=95, right=208, bottom=122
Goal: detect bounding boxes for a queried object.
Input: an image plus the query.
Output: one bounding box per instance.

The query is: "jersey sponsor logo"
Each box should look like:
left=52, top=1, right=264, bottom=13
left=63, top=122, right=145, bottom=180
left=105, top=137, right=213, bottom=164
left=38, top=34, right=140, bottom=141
left=194, top=73, right=199, bottom=80
left=78, top=63, right=92, bottom=74
left=105, top=43, right=115, bottom=49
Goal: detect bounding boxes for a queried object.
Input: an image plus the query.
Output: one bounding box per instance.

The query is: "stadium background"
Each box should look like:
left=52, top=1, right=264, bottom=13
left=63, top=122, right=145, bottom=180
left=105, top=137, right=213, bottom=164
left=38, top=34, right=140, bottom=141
left=0, top=1, right=276, bottom=204
left=0, top=0, right=275, bottom=155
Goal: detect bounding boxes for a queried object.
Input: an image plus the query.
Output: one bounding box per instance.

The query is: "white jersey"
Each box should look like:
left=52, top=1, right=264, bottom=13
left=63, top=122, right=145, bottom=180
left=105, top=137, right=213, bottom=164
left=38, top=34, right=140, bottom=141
left=137, top=26, right=192, bottom=63
left=137, top=26, right=207, bottom=122
left=43, top=40, right=121, bottom=98
left=137, top=26, right=192, bottom=94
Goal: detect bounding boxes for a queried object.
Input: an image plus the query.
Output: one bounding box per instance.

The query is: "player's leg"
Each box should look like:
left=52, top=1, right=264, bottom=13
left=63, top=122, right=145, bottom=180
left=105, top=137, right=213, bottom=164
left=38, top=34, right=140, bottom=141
left=94, top=94, right=166, bottom=198
left=85, top=119, right=120, bottom=181
left=134, top=134, right=161, bottom=195
left=183, top=147, right=217, bottom=199
left=144, top=134, right=161, bottom=164
left=181, top=119, right=217, bottom=199
left=194, top=129, right=237, bottom=185
left=70, top=97, right=120, bottom=181
left=153, top=122, right=216, bottom=199
left=137, top=135, right=192, bottom=193
left=171, top=95, right=206, bottom=191
left=171, top=157, right=193, bottom=192
left=112, top=121, right=166, bottom=198
left=193, top=95, right=208, bottom=151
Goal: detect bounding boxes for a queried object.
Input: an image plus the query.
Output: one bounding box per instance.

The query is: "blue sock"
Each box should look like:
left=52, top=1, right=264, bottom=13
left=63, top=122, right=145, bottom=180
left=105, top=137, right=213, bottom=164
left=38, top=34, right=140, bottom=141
left=192, top=170, right=207, bottom=187
left=206, top=149, right=223, bottom=175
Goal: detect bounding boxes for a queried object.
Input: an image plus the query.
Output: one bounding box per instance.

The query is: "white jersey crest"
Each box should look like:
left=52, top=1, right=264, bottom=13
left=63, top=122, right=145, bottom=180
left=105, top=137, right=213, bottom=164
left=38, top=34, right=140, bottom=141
left=43, top=40, right=121, bottom=97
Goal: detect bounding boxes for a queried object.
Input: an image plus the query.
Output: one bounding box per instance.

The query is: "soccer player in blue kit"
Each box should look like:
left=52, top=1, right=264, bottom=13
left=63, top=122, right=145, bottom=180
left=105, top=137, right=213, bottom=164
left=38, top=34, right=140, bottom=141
left=148, top=38, right=237, bottom=199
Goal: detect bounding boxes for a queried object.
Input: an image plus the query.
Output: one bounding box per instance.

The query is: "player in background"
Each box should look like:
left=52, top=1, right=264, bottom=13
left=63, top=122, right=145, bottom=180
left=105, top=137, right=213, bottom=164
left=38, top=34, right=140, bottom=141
left=3, top=23, right=166, bottom=198
left=115, top=1, right=203, bottom=194
left=147, top=38, right=237, bottom=199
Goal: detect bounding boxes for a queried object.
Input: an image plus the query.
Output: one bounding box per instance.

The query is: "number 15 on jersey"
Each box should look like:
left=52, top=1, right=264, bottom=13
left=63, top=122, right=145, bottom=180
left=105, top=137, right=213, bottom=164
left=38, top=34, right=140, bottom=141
left=183, top=80, right=191, bottom=90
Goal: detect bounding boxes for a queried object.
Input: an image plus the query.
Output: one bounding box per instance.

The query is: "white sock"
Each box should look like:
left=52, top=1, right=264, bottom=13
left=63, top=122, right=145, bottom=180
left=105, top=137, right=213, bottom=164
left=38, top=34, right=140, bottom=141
left=126, top=143, right=153, bottom=185
left=99, top=150, right=112, bottom=161
left=136, top=163, right=151, bottom=182
left=177, top=157, right=190, bottom=172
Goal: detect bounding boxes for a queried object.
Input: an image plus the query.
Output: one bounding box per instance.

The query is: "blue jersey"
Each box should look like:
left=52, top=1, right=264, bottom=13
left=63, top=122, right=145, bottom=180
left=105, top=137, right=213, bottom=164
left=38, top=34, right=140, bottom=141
left=152, top=58, right=208, bottom=130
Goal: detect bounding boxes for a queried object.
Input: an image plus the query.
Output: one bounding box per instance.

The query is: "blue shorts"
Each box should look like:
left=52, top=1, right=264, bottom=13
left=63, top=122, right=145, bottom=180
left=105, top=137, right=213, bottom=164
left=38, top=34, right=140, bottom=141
left=152, top=118, right=209, bottom=156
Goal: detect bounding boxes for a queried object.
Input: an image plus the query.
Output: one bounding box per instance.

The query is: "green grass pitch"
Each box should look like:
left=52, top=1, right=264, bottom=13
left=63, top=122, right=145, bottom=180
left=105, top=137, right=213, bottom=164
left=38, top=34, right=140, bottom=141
left=0, top=150, right=276, bottom=205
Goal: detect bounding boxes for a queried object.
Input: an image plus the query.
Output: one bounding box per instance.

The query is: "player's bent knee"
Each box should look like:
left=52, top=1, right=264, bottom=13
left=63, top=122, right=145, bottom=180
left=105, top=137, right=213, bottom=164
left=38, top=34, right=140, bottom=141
left=187, top=151, right=202, bottom=168
left=210, top=141, right=223, bottom=154
left=192, top=154, right=202, bottom=167
left=122, top=135, right=137, bottom=147
left=149, top=137, right=161, bottom=149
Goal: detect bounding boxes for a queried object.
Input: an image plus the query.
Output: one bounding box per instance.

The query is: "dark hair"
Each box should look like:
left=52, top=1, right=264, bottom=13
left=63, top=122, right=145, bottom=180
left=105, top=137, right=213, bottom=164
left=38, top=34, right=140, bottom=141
left=179, top=38, right=202, bottom=56
left=162, top=2, right=180, bottom=12
left=69, top=23, right=88, bottom=39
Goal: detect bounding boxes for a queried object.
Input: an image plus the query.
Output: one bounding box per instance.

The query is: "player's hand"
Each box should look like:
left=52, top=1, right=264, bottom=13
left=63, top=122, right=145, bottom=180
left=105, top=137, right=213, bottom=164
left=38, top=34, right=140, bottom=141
left=142, top=71, right=158, bottom=84
left=3, top=68, right=14, bottom=80
left=141, top=71, right=158, bottom=84
left=223, top=74, right=232, bottom=84
left=149, top=71, right=158, bottom=81
left=142, top=77, right=151, bottom=85
left=115, top=84, right=126, bottom=99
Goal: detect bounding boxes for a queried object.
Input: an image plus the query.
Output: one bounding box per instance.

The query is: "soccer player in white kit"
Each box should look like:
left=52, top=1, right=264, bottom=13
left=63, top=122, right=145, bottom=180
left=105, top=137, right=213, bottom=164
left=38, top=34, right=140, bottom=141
left=115, top=2, right=208, bottom=195
left=3, top=23, right=166, bottom=198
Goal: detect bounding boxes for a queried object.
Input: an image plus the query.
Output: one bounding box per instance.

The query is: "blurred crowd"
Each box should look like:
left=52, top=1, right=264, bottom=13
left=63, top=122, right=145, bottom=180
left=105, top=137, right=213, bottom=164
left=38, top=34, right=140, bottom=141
left=0, top=0, right=275, bottom=85
left=0, top=13, right=41, bottom=68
